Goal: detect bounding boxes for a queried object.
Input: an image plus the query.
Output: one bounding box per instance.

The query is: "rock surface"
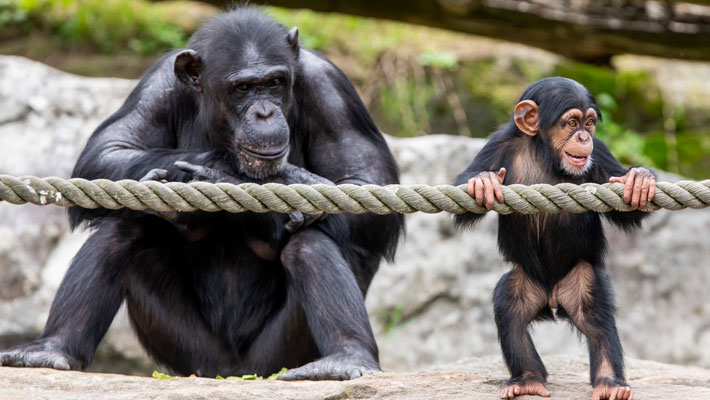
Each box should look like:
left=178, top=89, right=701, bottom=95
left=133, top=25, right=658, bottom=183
left=1, top=356, right=709, bottom=400
left=0, top=55, right=709, bottom=381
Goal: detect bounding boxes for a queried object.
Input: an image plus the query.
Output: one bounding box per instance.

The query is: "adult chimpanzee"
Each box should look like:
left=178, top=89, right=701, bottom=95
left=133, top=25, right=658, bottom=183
left=0, top=8, right=403, bottom=380
left=455, top=77, right=655, bottom=400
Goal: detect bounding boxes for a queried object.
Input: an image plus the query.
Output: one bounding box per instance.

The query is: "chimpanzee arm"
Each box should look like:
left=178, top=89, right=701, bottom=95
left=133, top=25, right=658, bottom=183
left=69, top=52, right=220, bottom=227
left=72, top=52, right=217, bottom=182
left=453, top=129, right=512, bottom=229
left=293, top=50, right=403, bottom=261
left=591, top=138, right=653, bottom=232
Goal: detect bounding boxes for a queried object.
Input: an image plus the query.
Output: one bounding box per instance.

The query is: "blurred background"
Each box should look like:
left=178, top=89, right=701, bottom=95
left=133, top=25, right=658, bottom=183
left=2, top=0, right=710, bottom=177
left=0, top=0, right=709, bottom=376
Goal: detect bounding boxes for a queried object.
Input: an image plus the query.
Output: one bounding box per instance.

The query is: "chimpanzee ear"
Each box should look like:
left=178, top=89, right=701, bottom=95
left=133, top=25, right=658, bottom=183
left=513, top=100, right=539, bottom=136
left=286, top=27, right=300, bottom=58
left=174, top=49, right=203, bottom=92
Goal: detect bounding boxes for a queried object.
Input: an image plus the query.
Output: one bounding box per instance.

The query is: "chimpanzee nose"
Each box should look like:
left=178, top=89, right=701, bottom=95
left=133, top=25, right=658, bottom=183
left=256, top=103, right=275, bottom=119
left=576, top=130, right=590, bottom=143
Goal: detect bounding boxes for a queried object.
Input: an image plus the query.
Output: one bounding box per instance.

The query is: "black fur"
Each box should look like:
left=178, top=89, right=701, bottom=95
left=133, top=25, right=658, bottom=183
left=1, top=7, right=403, bottom=380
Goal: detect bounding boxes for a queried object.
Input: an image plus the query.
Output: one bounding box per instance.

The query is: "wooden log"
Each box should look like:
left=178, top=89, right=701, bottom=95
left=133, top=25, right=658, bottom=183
left=196, top=0, right=710, bottom=63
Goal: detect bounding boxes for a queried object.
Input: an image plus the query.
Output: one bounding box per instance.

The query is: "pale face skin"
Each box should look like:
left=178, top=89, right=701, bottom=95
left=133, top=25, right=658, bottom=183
left=467, top=100, right=655, bottom=212
left=550, top=107, right=596, bottom=176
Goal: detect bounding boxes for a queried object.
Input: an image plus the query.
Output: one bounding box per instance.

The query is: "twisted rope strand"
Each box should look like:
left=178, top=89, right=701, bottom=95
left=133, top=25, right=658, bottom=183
left=1, top=175, right=708, bottom=215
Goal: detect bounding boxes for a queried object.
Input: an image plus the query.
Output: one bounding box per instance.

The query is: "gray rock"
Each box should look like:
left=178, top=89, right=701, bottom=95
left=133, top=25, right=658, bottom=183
left=1, top=355, right=709, bottom=399
left=0, top=56, right=709, bottom=379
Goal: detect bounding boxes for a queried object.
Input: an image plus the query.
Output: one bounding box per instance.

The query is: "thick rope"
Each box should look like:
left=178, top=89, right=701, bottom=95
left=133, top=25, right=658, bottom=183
left=0, top=175, right=709, bottom=215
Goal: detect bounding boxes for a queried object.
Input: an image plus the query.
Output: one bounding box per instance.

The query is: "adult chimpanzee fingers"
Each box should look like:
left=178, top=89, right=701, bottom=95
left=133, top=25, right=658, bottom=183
left=140, top=168, right=169, bottom=182
left=475, top=177, right=484, bottom=206
left=467, top=178, right=475, bottom=196
left=303, top=211, right=325, bottom=227
left=174, top=160, right=201, bottom=174
left=285, top=211, right=305, bottom=233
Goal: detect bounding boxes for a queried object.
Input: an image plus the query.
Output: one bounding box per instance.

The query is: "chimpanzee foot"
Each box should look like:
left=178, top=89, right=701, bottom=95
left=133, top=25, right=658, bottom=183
left=501, top=379, right=550, bottom=399
left=591, top=381, right=633, bottom=400
left=278, top=352, right=380, bottom=381
left=0, top=338, right=80, bottom=370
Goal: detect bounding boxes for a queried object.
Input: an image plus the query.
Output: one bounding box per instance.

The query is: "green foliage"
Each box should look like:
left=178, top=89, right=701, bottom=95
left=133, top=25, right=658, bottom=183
left=594, top=92, right=654, bottom=167
left=152, top=370, right=178, bottom=379
left=382, top=304, right=404, bottom=335
left=377, top=71, right=436, bottom=136
left=419, top=51, right=458, bottom=69
left=216, top=367, right=288, bottom=380
left=1, top=0, right=186, bottom=54
left=1, top=3, right=707, bottom=177
left=0, top=0, right=29, bottom=26
left=267, top=7, right=409, bottom=63
left=153, top=367, right=287, bottom=380
left=554, top=62, right=664, bottom=131
left=462, top=58, right=535, bottom=126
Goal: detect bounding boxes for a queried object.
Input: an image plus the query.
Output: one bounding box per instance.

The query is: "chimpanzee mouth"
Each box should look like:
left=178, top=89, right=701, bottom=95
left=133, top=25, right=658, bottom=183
left=564, top=152, right=589, bottom=167
left=239, top=145, right=289, bottom=160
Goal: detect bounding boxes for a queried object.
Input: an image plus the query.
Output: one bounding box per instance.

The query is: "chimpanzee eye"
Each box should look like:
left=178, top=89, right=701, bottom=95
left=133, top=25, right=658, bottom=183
left=568, top=120, right=578, bottom=128
left=270, top=78, right=282, bottom=87
left=586, top=119, right=594, bottom=127
left=233, top=82, right=250, bottom=91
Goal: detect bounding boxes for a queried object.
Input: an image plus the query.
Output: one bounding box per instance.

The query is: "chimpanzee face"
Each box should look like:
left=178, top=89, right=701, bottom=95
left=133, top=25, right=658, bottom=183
left=173, top=28, right=300, bottom=178
left=513, top=100, right=597, bottom=177
left=223, top=61, right=294, bottom=178
left=549, top=107, right=596, bottom=176
left=513, top=77, right=601, bottom=178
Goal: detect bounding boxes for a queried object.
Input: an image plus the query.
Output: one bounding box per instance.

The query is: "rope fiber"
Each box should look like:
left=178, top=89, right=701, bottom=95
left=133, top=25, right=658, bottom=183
left=1, top=175, right=709, bottom=215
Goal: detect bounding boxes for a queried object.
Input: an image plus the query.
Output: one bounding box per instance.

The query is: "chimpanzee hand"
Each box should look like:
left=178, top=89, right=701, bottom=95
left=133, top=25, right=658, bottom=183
left=277, top=163, right=333, bottom=233
left=140, top=168, right=180, bottom=223
left=175, top=161, right=326, bottom=233
left=609, top=167, right=656, bottom=209
left=467, top=168, right=506, bottom=210
left=174, top=161, right=244, bottom=184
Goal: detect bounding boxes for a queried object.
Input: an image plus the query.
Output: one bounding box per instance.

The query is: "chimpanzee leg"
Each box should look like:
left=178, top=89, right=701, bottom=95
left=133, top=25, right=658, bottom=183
left=277, top=228, right=380, bottom=381
left=494, top=265, right=551, bottom=399
left=121, top=244, right=236, bottom=377
left=0, top=225, right=125, bottom=370
left=555, top=262, right=632, bottom=400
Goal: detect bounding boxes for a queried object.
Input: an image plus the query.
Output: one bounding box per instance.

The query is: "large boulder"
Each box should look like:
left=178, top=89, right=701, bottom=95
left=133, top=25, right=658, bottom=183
left=0, top=56, right=709, bottom=378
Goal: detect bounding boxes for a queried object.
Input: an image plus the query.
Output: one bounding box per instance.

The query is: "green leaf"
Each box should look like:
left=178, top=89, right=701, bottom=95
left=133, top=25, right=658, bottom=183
left=152, top=370, right=178, bottom=379
left=267, top=368, right=289, bottom=380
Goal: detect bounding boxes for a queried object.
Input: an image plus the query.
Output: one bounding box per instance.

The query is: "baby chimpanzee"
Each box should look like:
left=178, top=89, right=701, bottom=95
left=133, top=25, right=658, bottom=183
left=456, top=77, right=654, bottom=400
